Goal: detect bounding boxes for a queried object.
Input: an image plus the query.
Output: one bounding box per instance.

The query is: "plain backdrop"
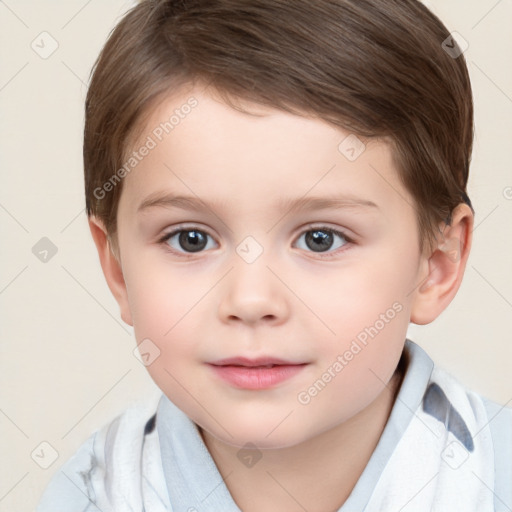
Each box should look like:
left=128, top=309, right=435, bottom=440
left=0, top=0, right=511, bottom=510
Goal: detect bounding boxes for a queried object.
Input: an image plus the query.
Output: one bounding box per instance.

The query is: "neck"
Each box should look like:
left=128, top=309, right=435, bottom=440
left=200, top=362, right=405, bottom=512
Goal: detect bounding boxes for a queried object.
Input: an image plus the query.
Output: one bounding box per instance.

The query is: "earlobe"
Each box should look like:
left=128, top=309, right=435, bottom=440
left=88, top=216, right=133, bottom=326
left=410, top=203, right=473, bottom=325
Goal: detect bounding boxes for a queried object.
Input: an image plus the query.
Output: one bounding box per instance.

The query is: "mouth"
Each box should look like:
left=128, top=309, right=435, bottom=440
left=210, top=356, right=303, bottom=366
left=207, top=357, right=309, bottom=390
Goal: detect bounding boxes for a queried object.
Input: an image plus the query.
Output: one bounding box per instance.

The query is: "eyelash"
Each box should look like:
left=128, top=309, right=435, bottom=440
left=157, top=224, right=354, bottom=260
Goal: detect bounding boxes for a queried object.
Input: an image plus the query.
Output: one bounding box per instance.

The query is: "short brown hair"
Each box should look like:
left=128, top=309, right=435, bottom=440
left=84, top=0, right=474, bottom=256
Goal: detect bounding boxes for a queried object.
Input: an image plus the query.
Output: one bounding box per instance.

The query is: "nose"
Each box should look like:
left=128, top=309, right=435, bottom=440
left=217, top=258, right=289, bottom=327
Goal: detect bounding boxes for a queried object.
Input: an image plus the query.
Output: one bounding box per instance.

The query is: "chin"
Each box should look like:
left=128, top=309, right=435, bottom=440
left=198, top=416, right=318, bottom=451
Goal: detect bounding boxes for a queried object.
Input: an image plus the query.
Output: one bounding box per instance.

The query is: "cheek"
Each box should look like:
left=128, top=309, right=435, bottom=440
left=299, top=305, right=407, bottom=426
left=316, top=258, right=411, bottom=340
left=300, top=252, right=412, bottom=409
left=122, top=255, right=206, bottom=355
left=124, top=262, right=205, bottom=405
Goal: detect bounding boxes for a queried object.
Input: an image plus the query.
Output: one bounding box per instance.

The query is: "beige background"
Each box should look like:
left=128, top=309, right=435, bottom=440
left=0, top=0, right=511, bottom=510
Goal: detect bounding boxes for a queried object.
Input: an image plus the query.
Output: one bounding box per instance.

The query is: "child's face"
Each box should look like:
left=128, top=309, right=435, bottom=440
left=112, top=84, right=429, bottom=449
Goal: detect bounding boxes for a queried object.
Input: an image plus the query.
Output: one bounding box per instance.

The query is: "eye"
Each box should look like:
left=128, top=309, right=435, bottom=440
left=158, top=224, right=353, bottom=259
left=294, top=226, right=352, bottom=258
left=159, top=226, right=217, bottom=256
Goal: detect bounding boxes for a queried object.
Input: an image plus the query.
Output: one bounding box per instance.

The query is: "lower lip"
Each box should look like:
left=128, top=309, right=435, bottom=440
left=208, top=364, right=307, bottom=390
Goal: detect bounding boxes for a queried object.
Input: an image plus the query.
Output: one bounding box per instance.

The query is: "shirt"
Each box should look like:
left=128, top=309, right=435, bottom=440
left=36, top=339, right=512, bottom=511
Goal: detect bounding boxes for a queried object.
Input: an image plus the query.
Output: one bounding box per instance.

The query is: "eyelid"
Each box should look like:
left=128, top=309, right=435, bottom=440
left=300, top=222, right=356, bottom=241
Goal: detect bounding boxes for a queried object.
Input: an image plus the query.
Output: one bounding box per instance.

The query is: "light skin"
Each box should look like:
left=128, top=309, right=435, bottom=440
left=89, top=83, right=473, bottom=511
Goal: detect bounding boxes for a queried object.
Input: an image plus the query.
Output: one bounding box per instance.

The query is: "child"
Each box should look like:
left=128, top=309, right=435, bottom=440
left=37, top=0, right=511, bottom=510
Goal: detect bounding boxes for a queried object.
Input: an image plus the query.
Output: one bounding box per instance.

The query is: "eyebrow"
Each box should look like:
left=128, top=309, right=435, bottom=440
left=137, top=192, right=379, bottom=214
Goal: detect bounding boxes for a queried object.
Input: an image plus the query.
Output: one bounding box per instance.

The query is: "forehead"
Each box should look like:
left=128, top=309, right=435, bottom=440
left=120, top=85, right=413, bottom=222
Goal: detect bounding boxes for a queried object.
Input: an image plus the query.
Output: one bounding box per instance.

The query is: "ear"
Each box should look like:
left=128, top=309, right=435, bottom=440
left=410, top=203, right=473, bottom=325
left=88, top=216, right=133, bottom=326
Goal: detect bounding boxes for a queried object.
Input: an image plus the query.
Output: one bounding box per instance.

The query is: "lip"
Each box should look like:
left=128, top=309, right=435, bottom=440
left=210, top=356, right=302, bottom=367
left=207, top=357, right=308, bottom=390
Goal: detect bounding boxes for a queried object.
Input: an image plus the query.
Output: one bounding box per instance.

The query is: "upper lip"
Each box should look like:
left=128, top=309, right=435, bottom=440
left=209, top=357, right=306, bottom=367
